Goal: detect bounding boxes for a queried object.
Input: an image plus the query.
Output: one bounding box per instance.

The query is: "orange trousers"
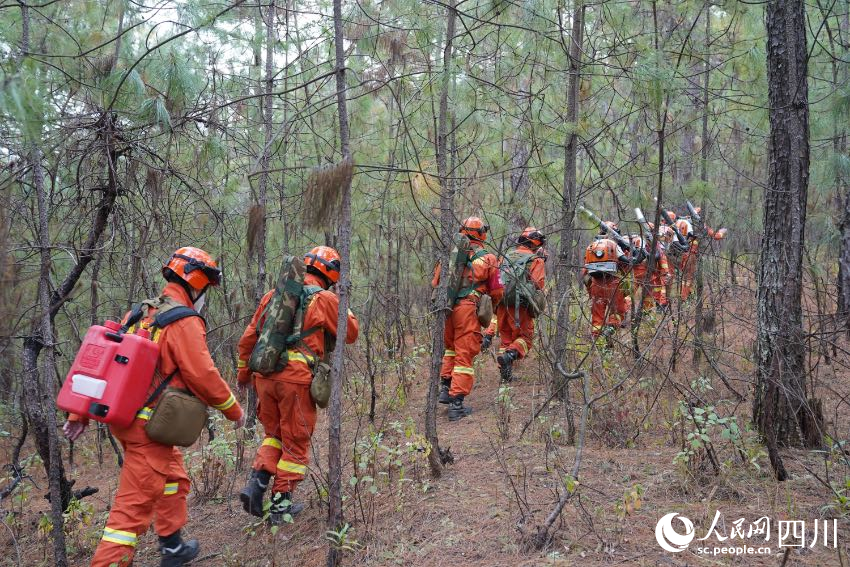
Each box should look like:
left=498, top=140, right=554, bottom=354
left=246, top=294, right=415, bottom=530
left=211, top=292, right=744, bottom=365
left=679, top=251, right=697, bottom=300
left=440, top=297, right=481, bottom=397
left=496, top=303, right=534, bottom=358
left=252, top=377, right=317, bottom=494
left=588, top=275, right=628, bottom=337
left=90, top=418, right=190, bottom=567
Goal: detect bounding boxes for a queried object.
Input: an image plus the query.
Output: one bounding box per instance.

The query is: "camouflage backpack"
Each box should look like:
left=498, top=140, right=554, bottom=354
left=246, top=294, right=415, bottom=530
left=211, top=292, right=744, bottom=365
left=248, top=256, right=324, bottom=375
left=500, top=249, right=546, bottom=318
left=446, top=232, right=489, bottom=305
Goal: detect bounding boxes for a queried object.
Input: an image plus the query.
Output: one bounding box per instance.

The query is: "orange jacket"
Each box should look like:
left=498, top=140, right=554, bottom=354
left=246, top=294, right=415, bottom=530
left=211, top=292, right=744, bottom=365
left=432, top=242, right=502, bottom=303
left=237, top=274, right=359, bottom=386
left=71, top=282, right=243, bottom=424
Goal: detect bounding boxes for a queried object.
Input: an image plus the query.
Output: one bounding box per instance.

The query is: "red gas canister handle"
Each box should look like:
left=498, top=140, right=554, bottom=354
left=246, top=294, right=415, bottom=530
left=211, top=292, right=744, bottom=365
left=103, top=320, right=121, bottom=331
left=135, top=328, right=151, bottom=339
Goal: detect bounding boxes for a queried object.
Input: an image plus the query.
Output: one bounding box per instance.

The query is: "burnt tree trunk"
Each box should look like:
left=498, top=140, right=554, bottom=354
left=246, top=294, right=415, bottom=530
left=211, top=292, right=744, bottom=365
left=753, top=0, right=822, bottom=482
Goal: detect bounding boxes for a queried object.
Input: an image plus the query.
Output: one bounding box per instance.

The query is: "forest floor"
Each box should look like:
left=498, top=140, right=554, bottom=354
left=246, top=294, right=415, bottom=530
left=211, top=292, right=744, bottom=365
left=2, top=291, right=849, bottom=566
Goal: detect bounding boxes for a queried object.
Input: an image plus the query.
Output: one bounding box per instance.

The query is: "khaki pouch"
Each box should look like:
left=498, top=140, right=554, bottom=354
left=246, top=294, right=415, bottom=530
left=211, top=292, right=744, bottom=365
left=145, top=388, right=208, bottom=447
left=310, top=361, right=332, bottom=409
left=528, top=290, right=547, bottom=319
left=477, top=294, right=494, bottom=327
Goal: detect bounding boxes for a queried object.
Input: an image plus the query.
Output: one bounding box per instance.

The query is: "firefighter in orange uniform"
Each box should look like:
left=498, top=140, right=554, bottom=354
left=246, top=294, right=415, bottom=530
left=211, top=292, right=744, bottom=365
left=651, top=225, right=675, bottom=310
left=237, top=246, right=359, bottom=524
left=63, top=247, right=245, bottom=567
left=495, top=227, right=547, bottom=382
left=675, top=211, right=727, bottom=300
left=434, top=217, right=500, bottom=421
left=582, top=222, right=644, bottom=337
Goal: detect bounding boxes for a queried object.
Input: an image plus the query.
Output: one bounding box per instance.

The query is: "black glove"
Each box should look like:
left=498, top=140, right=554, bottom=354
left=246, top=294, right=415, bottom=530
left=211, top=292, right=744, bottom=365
left=481, top=334, right=493, bottom=351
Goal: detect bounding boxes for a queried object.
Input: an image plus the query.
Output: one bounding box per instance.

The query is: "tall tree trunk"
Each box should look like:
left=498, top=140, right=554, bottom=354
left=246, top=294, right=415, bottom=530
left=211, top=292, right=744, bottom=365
left=553, top=0, right=584, bottom=442
left=26, top=145, right=68, bottom=567
left=424, top=0, right=458, bottom=478
left=256, top=0, right=273, bottom=304
left=754, top=0, right=822, bottom=481
left=828, top=0, right=850, bottom=334
left=327, top=0, right=353, bottom=562
left=693, top=1, right=710, bottom=364
left=16, top=6, right=69, bottom=564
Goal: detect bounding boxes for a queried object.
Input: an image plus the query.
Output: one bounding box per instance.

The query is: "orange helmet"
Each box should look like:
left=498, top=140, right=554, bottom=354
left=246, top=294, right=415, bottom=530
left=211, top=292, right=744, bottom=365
left=163, top=247, right=221, bottom=289
left=459, top=216, right=489, bottom=242
left=305, top=246, right=341, bottom=285
left=518, top=226, right=546, bottom=249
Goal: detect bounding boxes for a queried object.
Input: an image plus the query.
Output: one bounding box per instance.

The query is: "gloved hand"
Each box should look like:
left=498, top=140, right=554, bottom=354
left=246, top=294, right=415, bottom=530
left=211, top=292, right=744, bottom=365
left=481, top=334, right=493, bottom=351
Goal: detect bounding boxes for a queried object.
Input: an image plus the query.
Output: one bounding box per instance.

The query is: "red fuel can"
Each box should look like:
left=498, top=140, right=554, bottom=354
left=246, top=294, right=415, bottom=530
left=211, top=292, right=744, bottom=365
left=57, top=320, right=160, bottom=428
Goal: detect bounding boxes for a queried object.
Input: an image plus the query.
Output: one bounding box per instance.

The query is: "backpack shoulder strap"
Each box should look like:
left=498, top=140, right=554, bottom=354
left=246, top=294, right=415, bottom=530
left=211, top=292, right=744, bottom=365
left=153, top=305, right=204, bottom=329
left=468, top=249, right=488, bottom=265
left=120, top=303, right=147, bottom=333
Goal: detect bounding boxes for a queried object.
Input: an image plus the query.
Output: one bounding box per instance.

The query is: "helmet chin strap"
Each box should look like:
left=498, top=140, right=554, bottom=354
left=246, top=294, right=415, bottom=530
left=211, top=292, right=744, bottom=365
left=189, top=285, right=209, bottom=311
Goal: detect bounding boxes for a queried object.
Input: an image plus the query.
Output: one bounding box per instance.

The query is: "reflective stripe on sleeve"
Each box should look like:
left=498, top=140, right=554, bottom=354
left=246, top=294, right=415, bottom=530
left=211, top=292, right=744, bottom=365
left=277, top=459, right=307, bottom=475
left=444, top=350, right=456, bottom=357
left=102, top=527, right=138, bottom=547
left=212, top=393, right=237, bottom=411
left=237, top=360, right=247, bottom=368
left=136, top=407, right=153, bottom=421
left=163, top=482, right=179, bottom=496
left=262, top=437, right=282, bottom=450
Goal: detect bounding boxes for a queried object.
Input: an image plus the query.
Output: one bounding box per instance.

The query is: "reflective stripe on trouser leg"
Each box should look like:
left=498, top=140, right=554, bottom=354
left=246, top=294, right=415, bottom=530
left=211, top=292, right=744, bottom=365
left=101, top=528, right=137, bottom=546
left=513, top=337, right=529, bottom=357
left=277, top=459, right=308, bottom=475
left=253, top=436, right=284, bottom=476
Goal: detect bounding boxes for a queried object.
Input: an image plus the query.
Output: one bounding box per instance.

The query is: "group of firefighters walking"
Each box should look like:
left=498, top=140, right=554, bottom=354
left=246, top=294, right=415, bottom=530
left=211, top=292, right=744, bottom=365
left=433, top=205, right=727, bottom=421
left=59, top=204, right=724, bottom=566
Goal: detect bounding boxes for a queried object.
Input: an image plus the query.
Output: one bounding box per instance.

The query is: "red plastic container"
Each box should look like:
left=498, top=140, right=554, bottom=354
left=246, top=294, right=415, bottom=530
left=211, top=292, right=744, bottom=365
left=56, top=320, right=160, bottom=428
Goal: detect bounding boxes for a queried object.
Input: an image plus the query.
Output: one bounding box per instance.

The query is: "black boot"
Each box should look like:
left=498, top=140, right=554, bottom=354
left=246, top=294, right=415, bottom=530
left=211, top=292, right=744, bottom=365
left=497, top=349, right=518, bottom=383
left=268, top=492, right=305, bottom=526
left=447, top=395, right=472, bottom=421
left=159, top=531, right=200, bottom=567
left=239, top=469, right=271, bottom=518
left=438, top=378, right=451, bottom=404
